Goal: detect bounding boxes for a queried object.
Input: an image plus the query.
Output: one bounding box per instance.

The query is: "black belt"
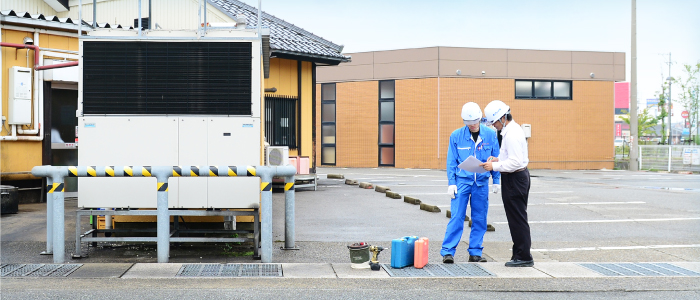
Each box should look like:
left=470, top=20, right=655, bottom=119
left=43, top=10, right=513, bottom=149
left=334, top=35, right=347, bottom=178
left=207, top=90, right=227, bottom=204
left=501, top=167, right=527, bottom=174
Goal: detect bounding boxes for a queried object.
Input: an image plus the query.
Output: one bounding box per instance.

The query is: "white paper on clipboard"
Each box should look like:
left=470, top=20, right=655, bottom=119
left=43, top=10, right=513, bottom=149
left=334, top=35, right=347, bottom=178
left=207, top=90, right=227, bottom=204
left=458, top=156, right=488, bottom=173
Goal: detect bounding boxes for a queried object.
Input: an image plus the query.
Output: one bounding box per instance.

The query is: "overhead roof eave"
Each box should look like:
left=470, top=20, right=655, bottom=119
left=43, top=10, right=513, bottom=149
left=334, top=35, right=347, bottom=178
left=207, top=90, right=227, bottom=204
left=271, top=49, right=350, bottom=66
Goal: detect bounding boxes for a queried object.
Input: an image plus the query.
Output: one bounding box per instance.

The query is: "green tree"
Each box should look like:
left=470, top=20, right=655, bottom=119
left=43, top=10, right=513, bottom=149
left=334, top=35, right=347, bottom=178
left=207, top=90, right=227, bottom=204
left=620, top=108, right=658, bottom=139
left=655, top=82, right=669, bottom=143
left=673, top=62, right=699, bottom=144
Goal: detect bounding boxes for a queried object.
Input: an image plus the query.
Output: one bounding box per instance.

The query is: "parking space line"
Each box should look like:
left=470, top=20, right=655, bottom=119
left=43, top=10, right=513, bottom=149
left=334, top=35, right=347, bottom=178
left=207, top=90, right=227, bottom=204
left=532, top=244, right=700, bottom=252
left=492, top=217, right=700, bottom=224
left=489, top=201, right=646, bottom=207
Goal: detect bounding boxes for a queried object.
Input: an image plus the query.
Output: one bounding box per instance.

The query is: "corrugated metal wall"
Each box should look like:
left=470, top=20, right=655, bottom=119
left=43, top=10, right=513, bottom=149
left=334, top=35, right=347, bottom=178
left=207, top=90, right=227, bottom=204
left=1, top=0, right=57, bottom=14
left=55, top=0, right=233, bottom=29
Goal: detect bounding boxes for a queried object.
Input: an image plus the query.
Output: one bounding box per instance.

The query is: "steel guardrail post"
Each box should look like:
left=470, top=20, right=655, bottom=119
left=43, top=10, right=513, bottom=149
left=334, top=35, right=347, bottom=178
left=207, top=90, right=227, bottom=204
left=284, top=174, right=296, bottom=250
left=43, top=177, right=53, bottom=255
left=256, top=166, right=273, bottom=263
left=152, top=166, right=172, bottom=263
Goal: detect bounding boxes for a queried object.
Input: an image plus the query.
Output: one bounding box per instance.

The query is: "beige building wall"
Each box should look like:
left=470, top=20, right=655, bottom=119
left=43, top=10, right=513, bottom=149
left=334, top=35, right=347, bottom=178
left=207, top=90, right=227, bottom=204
left=319, top=47, right=625, bottom=82
left=1, top=0, right=58, bottom=14
left=51, top=0, right=233, bottom=29
left=395, top=78, right=439, bottom=169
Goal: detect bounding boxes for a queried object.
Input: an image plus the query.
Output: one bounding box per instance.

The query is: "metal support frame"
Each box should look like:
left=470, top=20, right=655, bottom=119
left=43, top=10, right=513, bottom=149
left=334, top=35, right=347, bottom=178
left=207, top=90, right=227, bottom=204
left=74, top=208, right=259, bottom=259
left=32, top=165, right=296, bottom=263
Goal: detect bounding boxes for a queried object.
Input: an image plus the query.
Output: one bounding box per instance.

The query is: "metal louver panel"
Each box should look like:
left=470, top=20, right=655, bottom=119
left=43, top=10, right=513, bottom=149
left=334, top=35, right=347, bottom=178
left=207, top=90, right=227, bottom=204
left=264, top=95, right=296, bottom=149
left=83, top=41, right=252, bottom=115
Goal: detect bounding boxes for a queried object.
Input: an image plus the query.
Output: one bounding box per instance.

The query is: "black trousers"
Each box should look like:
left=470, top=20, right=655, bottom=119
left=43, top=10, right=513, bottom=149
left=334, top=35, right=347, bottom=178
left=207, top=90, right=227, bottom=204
left=501, top=168, right=532, bottom=261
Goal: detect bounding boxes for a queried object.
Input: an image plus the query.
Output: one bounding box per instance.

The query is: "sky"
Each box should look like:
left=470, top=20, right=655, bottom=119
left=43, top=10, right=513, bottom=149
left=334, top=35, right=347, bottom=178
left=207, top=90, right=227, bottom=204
left=241, top=0, right=699, bottom=118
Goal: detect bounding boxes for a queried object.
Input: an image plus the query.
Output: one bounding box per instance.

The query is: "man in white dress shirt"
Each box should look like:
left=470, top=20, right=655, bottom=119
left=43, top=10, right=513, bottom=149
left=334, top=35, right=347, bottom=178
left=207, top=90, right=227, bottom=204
left=480, top=100, right=534, bottom=267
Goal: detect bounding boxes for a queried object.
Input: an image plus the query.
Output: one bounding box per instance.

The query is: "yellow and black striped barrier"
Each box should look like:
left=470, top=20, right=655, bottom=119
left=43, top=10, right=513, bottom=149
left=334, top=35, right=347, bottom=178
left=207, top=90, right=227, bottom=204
left=65, top=166, right=261, bottom=178
left=31, top=164, right=298, bottom=264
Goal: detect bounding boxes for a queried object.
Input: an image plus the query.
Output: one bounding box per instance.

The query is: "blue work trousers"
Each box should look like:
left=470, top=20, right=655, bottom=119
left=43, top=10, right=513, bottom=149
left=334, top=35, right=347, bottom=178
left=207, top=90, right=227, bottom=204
left=440, top=178, right=489, bottom=257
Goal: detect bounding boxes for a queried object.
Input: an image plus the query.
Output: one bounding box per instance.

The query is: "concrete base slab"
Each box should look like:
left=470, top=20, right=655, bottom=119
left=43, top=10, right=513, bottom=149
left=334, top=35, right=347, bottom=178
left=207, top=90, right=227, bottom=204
left=480, top=262, right=551, bottom=278
left=69, top=263, right=133, bottom=278
left=121, top=263, right=182, bottom=278
left=533, top=262, right=604, bottom=278
left=670, top=262, right=700, bottom=274
left=332, top=263, right=390, bottom=278
left=282, top=263, right=336, bottom=278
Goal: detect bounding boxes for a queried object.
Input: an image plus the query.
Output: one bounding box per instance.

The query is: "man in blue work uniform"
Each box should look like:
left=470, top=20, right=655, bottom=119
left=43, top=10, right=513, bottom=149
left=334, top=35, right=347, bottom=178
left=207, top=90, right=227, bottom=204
left=441, top=102, right=501, bottom=264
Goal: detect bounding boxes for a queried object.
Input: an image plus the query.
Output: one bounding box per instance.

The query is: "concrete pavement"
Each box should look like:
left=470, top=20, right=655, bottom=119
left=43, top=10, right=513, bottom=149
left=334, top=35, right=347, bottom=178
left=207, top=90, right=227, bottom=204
left=2, top=168, right=699, bottom=298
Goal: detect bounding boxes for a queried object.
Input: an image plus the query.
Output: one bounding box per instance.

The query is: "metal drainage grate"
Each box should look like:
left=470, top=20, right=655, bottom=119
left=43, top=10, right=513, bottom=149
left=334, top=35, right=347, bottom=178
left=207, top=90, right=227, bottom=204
left=381, top=263, right=494, bottom=277
left=579, top=263, right=700, bottom=277
left=1, top=264, right=82, bottom=277
left=176, top=264, right=282, bottom=277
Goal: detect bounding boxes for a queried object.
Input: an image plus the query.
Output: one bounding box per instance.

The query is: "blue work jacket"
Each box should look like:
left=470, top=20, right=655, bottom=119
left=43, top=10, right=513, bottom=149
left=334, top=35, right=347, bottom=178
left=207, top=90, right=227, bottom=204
left=447, top=124, right=501, bottom=186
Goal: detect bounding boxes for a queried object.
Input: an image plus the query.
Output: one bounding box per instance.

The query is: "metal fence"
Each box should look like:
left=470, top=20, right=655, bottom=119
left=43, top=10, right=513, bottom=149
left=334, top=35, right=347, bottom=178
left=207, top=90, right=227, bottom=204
left=639, top=145, right=700, bottom=172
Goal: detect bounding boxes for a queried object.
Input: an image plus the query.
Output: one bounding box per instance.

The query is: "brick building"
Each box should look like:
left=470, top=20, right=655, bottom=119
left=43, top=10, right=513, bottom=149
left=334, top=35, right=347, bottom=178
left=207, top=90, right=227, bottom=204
left=316, top=47, right=625, bottom=170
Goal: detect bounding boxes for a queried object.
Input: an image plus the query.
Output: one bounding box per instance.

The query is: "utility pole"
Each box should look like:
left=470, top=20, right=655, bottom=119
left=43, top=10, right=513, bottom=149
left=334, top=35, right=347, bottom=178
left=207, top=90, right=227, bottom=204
left=629, top=0, right=639, bottom=171
left=667, top=53, right=673, bottom=145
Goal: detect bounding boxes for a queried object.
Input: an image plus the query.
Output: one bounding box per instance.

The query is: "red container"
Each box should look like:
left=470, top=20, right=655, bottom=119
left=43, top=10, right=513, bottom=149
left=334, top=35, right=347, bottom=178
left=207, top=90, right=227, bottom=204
left=414, top=237, right=429, bottom=269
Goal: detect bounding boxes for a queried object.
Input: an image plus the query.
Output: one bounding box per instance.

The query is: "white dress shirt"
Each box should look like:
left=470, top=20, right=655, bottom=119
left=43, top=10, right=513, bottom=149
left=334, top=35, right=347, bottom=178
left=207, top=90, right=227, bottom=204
left=493, top=120, right=529, bottom=172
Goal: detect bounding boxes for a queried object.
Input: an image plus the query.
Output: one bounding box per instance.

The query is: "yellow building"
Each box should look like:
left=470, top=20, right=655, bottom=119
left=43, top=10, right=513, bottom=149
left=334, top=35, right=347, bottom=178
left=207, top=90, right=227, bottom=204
left=1, top=1, right=348, bottom=203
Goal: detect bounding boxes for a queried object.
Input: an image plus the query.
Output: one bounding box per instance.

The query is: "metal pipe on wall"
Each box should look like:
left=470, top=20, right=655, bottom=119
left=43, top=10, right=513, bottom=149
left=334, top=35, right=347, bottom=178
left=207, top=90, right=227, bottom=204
left=138, top=0, right=142, bottom=37
left=93, top=0, right=96, bottom=28
left=0, top=44, right=79, bottom=141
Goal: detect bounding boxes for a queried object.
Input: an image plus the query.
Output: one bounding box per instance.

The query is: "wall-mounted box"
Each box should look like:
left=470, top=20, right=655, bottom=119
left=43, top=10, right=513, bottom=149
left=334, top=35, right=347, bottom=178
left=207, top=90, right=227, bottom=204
left=8, top=66, right=32, bottom=125
left=522, top=124, right=532, bottom=138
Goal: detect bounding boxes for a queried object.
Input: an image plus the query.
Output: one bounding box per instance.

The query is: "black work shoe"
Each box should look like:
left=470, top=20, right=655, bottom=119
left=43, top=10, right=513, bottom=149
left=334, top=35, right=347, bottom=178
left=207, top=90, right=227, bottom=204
left=505, top=259, right=534, bottom=267
left=468, top=255, right=487, bottom=262
left=442, top=254, right=454, bottom=264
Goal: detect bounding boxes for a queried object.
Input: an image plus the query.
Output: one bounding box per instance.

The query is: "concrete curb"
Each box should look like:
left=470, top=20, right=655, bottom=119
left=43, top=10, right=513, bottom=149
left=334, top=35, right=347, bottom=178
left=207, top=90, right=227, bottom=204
left=386, top=191, right=402, bottom=199
left=419, top=203, right=441, bottom=213
left=445, top=210, right=470, bottom=221
left=345, top=179, right=359, bottom=185
left=327, top=174, right=345, bottom=179
left=375, top=185, right=391, bottom=193
left=359, top=182, right=374, bottom=189
left=404, top=196, right=421, bottom=205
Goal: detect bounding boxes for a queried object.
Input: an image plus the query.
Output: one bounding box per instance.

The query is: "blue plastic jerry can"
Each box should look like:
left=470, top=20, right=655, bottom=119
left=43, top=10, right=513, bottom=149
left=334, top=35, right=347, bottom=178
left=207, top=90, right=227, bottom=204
left=390, top=236, right=419, bottom=268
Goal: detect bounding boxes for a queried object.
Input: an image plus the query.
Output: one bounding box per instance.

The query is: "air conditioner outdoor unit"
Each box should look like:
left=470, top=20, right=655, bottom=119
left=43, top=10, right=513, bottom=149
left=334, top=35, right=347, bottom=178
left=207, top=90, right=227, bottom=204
left=266, top=146, right=289, bottom=166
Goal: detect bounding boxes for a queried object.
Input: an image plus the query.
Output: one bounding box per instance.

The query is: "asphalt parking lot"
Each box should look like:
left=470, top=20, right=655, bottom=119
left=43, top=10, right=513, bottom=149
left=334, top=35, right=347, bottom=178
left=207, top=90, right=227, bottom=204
left=1, top=167, right=699, bottom=299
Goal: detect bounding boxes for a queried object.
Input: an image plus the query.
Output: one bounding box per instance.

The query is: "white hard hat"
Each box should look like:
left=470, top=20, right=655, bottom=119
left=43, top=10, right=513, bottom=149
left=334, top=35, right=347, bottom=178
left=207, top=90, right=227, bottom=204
left=461, top=102, right=483, bottom=125
left=483, top=100, right=510, bottom=126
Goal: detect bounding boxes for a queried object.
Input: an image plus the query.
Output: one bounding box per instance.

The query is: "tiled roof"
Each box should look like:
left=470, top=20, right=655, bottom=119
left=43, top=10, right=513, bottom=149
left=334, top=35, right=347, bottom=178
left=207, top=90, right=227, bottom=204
left=209, top=0, right=349, bottom=63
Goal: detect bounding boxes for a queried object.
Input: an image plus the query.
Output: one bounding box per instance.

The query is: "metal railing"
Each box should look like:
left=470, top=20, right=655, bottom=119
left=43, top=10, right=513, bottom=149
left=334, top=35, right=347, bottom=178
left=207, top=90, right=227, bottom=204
left=32, top=165, right=297, bottom=264
left=639, top=145, right=700, bottom=172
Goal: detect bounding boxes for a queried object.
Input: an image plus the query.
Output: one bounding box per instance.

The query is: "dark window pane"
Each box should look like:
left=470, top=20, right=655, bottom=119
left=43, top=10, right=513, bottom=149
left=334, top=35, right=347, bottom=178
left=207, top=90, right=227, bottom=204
left=322, top=125, right=335, bottom=144
left=322, top=103, right=335, bottom=122
left=534, top=81, right=552, bottom=98
left=322, top=84, right=336, bottom=101
left=380, top=147, right=394, bottom=165
left=380, top=102, right=395, bottom=122
left=553, top=81, right=571, bottom=98
left=380, top=81, right=395, bottom=99
left=515, top=81, right=532, bottom=98
left=322, top=147, right=336, bottom=164
left=380, top=124, right=394, bottom=144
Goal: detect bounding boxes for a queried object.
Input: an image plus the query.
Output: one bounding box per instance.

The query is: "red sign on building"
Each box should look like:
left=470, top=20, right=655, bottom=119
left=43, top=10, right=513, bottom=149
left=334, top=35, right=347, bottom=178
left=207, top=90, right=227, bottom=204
left=615, top=123, right=622, bottom=136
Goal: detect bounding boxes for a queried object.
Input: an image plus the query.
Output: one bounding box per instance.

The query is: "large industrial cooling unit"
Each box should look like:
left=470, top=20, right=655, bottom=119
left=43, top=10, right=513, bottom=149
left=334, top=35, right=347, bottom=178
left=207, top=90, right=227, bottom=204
left=78, top=30, right=263, bottom=209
